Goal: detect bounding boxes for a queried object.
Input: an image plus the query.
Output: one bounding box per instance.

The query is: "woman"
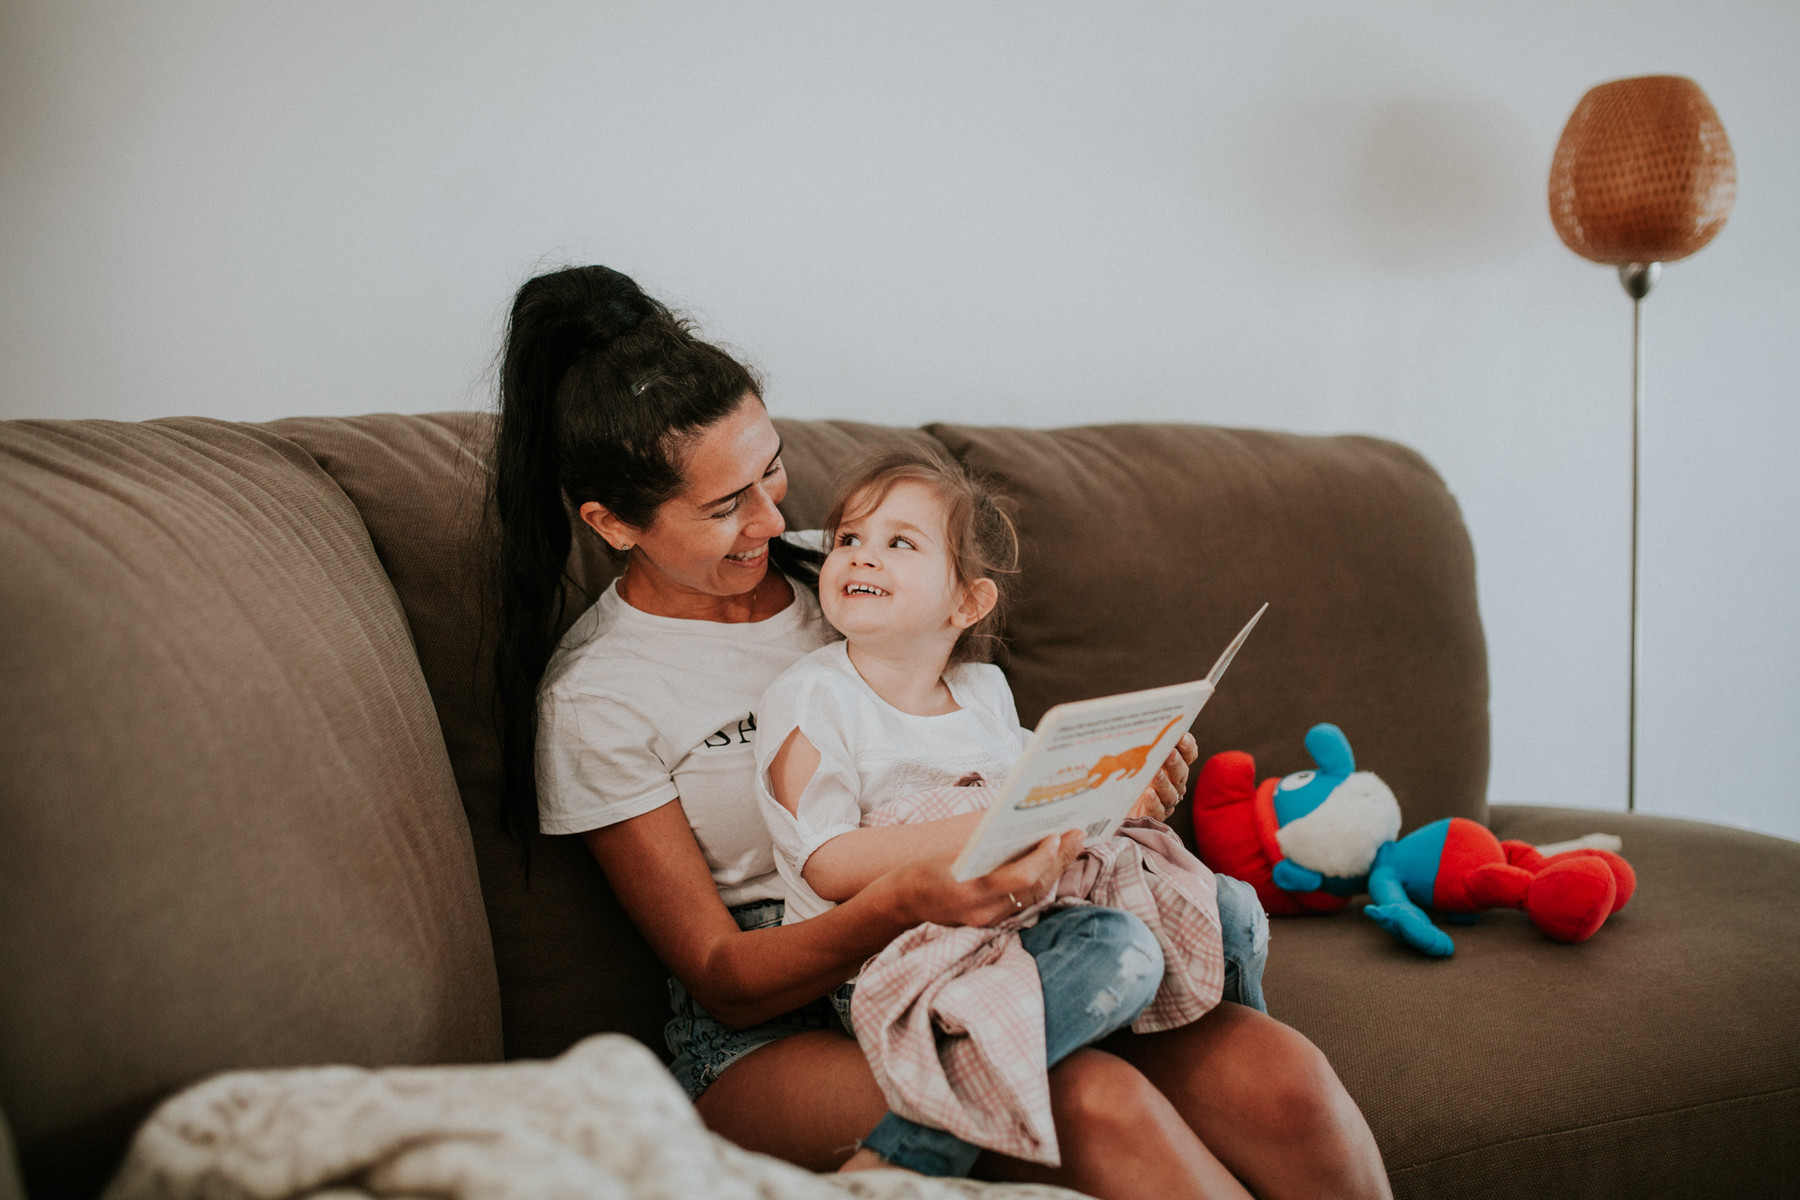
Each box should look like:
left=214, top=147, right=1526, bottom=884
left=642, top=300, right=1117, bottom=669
left=492, top=264, right=1391, bottom=1200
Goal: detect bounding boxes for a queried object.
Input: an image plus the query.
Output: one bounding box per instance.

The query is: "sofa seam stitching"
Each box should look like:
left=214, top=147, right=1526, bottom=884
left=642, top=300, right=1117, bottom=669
left=1386, top=1083, right=1800, bottom=1177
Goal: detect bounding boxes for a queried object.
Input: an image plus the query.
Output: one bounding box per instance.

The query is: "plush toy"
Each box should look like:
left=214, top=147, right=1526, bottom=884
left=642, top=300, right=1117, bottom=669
left=1189, top=723, right=1636, bottom=956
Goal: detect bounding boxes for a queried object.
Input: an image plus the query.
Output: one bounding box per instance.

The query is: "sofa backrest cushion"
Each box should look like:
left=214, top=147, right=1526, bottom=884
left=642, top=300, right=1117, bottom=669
left=269, top=412, right=664, bottom=1063
left=0, top=420, right=501, bottom=1198
left=274, top=412, right=1486, bottom=1069
left=930, top=423, right=1490, bottom=835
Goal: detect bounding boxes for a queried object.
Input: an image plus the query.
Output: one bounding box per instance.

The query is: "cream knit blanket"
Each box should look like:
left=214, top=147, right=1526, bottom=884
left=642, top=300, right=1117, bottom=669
left=101, top=1034, right=1085, bottom=1200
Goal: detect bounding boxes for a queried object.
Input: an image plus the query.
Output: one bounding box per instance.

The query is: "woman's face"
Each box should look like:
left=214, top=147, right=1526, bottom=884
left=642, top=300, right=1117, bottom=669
left=614, top=396, right=789, bottom=601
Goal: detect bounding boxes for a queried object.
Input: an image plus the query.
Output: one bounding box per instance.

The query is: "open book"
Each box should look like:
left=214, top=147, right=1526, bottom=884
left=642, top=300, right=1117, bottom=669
left=950, top=604, right=1267, bottom=881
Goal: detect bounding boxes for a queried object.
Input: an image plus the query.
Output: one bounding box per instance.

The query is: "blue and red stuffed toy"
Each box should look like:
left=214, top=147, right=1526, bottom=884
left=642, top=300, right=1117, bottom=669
left=1190, top=724, right=1636, bottom=956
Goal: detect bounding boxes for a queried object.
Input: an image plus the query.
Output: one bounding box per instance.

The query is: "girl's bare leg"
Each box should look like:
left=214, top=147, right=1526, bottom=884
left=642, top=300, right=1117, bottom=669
left=1108, top=1002, right=1393, bottom=1200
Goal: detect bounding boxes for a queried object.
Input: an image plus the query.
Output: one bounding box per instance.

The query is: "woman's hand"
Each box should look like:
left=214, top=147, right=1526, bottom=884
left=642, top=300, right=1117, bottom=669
left=887, top=828, right=1086, bottom=929
left=1128, top=732, right=1199, bottom=822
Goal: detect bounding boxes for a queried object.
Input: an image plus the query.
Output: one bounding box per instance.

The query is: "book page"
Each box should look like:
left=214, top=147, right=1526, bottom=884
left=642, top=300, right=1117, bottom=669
left=950, top=680, right=1212, bottom=880
left=949, top=603, right=1265, bottom=882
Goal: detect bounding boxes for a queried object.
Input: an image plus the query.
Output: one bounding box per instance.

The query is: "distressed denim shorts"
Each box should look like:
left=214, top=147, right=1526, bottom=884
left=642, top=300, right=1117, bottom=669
left=665, top=899, right=854, bottom=1099
left=666, top=877, right=1271, bottom=1101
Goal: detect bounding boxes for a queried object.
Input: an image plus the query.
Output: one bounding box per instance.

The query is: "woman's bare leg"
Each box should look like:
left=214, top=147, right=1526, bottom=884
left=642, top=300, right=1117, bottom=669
left=978, top=1048, right=1252, bottom=1200
left=1108, top=1002, right=1393, bottom=1200
left=699, top=1032, right=1252, bottom=1198
left=694, top=1031, right=888, bottom=1172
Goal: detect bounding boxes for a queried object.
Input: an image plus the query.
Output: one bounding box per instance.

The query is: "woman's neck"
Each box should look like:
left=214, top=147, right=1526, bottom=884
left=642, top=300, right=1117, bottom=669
left=617, top=558, right=794, bottom=623
left=844, top=638, right=960, bottom=716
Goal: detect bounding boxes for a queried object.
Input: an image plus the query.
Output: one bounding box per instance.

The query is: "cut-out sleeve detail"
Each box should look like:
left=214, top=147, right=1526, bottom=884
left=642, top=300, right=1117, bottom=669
left=755, top=668, right=865, bottom=915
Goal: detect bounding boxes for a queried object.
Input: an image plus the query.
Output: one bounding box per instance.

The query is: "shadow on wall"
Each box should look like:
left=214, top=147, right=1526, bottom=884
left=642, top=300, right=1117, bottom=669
left=1236, top=97, right=1540, bottom=271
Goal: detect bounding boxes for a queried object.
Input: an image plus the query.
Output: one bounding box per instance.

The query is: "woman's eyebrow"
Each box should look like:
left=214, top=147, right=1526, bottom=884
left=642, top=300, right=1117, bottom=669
left=698, top=440, right=784, bottom=510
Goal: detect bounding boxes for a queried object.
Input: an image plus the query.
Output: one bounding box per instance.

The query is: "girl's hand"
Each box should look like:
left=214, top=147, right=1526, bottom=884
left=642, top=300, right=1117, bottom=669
left=890, top=829, right=1086, bottom=928
left=1128, top=732, right=1199, bottom=822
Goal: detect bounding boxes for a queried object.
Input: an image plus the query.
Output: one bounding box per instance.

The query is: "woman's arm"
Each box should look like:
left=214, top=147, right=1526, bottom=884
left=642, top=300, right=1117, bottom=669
left=583, top=800, right=1080, bottom=1029
left=1131, top=733, right=1199, bottom=820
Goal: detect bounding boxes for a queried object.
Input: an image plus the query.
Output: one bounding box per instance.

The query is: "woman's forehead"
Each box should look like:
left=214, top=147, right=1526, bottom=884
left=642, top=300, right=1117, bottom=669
left=678, top=399, right=777, bottom=495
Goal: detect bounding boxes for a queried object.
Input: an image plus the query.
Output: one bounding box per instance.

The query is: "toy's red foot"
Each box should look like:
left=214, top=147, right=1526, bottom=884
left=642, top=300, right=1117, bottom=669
left=1502, top=839, right=1637, bottom=930
left=1547, top=848, right=1636, bottom=915
left=1524, top=856, right=1617, bottom=942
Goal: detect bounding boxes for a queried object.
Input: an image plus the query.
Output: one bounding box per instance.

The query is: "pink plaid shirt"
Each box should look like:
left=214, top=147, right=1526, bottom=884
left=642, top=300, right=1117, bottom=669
left=850, top=790, right=1224, bottom=1166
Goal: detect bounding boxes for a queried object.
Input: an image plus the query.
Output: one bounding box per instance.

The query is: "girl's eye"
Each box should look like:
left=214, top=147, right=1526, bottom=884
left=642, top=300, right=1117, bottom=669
left=836, top=532, right=860, bottom=547
left=890, top=536, right=916, bottom=550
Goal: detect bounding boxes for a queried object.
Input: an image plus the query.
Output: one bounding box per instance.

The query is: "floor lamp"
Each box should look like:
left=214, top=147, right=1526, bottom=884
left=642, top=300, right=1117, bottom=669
left=1547, top=75, right=1736, bottom=812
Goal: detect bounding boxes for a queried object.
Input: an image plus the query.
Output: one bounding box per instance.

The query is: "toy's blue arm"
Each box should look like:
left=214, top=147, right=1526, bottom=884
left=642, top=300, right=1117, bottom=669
left=1363, top=861, right=1454, bottom=956
left=1272, top=858, right=1324, bottom=892
left=1366, top=862, right=1409, bottom=907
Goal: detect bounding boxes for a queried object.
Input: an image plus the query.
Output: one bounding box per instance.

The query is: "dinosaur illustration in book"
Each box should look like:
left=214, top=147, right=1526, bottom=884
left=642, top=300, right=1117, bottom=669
left=1084, top=715, right=1185, bottom=787
left=1019, top=714, right=1186, bottom=808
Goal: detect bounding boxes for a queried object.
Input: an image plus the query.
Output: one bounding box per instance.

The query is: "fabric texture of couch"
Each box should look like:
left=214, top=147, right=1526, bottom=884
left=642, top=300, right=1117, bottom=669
left=2, top=412, right=1795, bottom=1199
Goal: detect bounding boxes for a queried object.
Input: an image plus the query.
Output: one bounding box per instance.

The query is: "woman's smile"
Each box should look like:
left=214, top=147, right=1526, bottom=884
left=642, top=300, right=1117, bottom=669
left=725, top=544, right=769, bottom=566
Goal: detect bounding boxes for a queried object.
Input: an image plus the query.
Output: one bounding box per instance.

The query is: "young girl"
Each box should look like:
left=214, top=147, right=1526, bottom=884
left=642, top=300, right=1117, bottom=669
left=755, top=447, right=1248, bottom=1174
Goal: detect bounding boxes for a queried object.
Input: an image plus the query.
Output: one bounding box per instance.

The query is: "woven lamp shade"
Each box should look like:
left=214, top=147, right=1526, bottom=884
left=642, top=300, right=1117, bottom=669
left=1549, top=75, right=1736, bottom=266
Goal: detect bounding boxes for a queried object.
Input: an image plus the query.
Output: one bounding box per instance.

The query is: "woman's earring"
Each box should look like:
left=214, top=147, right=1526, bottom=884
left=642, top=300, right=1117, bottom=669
left=617, top=542, right=632, bottom=552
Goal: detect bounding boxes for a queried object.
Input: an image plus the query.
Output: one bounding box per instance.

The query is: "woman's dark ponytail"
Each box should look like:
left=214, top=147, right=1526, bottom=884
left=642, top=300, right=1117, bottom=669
left=491, top=266, right=760, bottom=866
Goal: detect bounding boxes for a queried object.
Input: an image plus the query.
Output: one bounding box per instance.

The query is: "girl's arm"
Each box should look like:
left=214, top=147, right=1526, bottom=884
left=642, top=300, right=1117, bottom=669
left=583, top=799, right=1080, bottom=1029
left=767, top=727, right=992, bottom=903
left=770, top=728, right=1200, bottom=902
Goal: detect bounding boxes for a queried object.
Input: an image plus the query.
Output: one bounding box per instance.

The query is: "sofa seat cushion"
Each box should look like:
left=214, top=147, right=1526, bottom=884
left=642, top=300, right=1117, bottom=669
left=1264, top=805, right=1800, bottom=1199
left=0, top=420, right=501, bottom=1198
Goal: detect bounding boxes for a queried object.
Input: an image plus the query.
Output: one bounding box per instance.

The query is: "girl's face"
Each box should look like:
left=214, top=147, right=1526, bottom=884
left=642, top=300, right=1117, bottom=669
left=820, top=480, right=990, bottom=657
left=583, top=396, right=789, bottom=603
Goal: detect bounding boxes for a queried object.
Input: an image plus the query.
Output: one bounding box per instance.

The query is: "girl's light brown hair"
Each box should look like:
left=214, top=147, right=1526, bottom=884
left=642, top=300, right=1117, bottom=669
left=823, top=446, right=1020, bottom=664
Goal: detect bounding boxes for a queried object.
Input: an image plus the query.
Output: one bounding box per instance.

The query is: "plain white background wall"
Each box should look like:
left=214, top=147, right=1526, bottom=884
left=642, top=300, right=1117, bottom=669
left=3, top=2, right=1795, bottom=839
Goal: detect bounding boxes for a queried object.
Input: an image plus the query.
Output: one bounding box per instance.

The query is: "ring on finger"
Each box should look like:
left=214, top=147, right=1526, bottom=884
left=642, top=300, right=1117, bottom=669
left=1008, top=892, right=1025, bottom=910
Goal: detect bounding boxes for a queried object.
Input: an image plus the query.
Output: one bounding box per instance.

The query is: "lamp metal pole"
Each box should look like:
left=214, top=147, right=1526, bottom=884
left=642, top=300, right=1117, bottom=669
left=1618, top=261, right=1660, bottom=813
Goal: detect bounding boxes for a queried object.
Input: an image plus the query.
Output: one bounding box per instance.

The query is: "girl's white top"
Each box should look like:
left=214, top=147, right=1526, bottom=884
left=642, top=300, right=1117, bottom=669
left=536, top=576, right=836, bottom=907
left=755, top=640, right=1031, bottom=923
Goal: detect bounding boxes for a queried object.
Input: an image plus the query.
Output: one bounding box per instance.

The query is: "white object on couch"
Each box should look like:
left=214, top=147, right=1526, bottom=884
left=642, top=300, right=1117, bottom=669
left=101, top=1035, right=1085, bottom=1200
left=1533, top=832, right=1624, bottom=857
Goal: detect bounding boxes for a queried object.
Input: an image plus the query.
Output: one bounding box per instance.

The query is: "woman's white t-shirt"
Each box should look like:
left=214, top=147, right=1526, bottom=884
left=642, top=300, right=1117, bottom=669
left=536, top=577, right=836, bottom=907
left=755, top=640, right=1031, bottom=923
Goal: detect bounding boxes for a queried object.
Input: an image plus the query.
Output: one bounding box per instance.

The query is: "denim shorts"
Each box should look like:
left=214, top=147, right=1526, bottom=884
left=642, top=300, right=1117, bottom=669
left=665, top=879, right=1271, bottom=1101
left=665, top=899, right=855, bottom=1099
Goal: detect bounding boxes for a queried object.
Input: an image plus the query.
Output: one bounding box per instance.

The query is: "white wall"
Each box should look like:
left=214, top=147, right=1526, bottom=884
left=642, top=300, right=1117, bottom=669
left=4, top=1, right=1796, bottom=840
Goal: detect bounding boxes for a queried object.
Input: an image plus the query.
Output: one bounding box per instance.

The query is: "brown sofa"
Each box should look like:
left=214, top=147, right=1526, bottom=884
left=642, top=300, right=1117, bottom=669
left=2, top=413, right=1797, bottom=1199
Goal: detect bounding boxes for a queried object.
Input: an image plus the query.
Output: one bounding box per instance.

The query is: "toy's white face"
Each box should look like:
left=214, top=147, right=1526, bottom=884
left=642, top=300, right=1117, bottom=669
left=819, top=480, right=968, bottom=655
